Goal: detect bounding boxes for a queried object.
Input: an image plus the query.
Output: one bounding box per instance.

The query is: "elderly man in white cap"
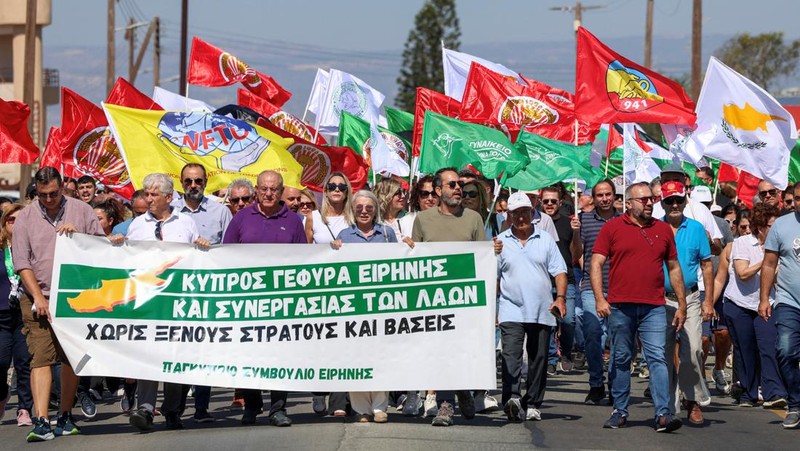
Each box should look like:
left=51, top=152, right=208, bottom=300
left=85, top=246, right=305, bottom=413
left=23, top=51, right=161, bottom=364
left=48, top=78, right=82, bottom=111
left=497, top=192, right=568, bottom=423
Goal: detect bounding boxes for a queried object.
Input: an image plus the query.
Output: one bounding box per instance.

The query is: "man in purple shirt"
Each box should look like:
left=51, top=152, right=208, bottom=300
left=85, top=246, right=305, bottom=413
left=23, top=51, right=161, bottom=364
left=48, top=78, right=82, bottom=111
left=223, top=170, right=305, bottom=427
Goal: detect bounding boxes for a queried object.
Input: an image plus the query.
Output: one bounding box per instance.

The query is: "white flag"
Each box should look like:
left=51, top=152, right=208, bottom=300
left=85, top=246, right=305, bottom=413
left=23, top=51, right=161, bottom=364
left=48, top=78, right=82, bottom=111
left=369, top=122, right=410, bottom=177
left=684, top=57, right=797, bottom=189
left=623, top=123, right=662, bottom=184
left=152, top=87, right=214, bottom=113
left=442, top=47, right=522, bottom=102
left=314, top=69, right=385, bottom=136
left=305, top=68, right=329, bottom=117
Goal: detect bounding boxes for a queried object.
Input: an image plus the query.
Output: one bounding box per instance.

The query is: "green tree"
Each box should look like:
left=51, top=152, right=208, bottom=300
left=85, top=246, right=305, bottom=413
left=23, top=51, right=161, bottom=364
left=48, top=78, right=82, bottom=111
left=715, top=32, right=800, bottom=91
left=395, top=0, right=461, bottom=111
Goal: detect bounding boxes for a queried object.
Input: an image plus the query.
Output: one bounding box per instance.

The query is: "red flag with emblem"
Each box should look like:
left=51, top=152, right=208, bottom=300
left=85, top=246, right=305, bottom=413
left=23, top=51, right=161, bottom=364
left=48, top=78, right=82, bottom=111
left=237, top=89, right=327, bottom=145
left=39, top=126, right=79, bottom=178
left=106, top=77, right=163, bottom=110
left=575, top=27, right=696, bottom=125
left=412, top=87, right=462, bottom=157
left=188, top=37, right=291, bottom=107
left=460, top=62, right=599, bottom=145
left=0, top=98, right=39, bottom=164
left=255, top=117, right=368, bottom=191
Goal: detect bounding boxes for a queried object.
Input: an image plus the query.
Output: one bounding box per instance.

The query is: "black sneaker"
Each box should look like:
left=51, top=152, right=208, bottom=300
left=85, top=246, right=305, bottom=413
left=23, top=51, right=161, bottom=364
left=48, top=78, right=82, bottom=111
left=165, top=412, right=183, bottom=430
left=547, top=364, right=558, bottom=376
left=504, top=398, right=523, bottom=422
left=242, top=409, right=258, bottom=425
left=603, top=410, right=627, bottom=429
left=783, top=409, right=800, bottom=429
left=655, top=414, right=682, bottom=433
left=76, top=391, right=97, bottom=419
left=584, top=386, right=606, bottom=405
left=54, top=412, right=81, bottom=436
left=129, top=407, right=154, bottom=431
left=193, top=408, right=215, bottom=423
left=27, top=416, right=55, bottom=442
left=269, top=410, right=292, bottom=427
left=456, top=390, right=475, bottom=419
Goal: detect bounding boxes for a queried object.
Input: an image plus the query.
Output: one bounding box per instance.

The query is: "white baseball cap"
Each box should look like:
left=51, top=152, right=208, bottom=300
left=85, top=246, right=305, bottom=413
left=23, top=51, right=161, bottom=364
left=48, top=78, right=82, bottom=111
left=507, top=192, right=533, bottom=211
left=691, top=185, right=713, bottom=203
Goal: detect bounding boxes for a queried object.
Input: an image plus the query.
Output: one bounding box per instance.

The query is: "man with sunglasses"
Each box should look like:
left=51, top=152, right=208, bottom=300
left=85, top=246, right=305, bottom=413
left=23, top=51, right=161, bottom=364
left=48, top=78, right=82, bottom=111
left=226, top=179, right=255, bottom=215
left=757, top=180, right=781, bottom=209
left=13, top=167, right=105, bottom=441
left=659, top=181, right=714, bottom=425
left=112, top=173, right=210, bottom=431
left=591, top=181, right=686, bottom=433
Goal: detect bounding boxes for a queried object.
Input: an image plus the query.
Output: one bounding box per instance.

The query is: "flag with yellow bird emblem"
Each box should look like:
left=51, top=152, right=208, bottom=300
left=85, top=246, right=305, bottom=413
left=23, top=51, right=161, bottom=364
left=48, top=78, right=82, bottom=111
left=684, top=57, right=797, bottom=189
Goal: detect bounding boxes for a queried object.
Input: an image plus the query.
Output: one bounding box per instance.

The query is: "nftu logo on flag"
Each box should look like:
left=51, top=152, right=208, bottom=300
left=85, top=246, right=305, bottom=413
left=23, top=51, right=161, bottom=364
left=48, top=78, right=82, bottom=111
left=605, top=60, right=664, bottom=113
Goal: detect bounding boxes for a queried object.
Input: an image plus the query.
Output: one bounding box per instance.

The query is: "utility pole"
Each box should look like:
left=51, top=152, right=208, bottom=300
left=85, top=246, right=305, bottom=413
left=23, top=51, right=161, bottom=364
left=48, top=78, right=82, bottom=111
left=691, top=0, right=702, bottom=101
left=20, top=0, right=37, bottom=198
left=107, top=0, right=115, bottom=96
left=126, top=17, right=135, bottom=82
left=130, top=19, right=157, bottom=85
left=179, top=0, right=188, bottom=95
left=549, top=1, right=606, bottom=35
left=154, top=17, right=161, bottom=87
left=644, top=0, right=654, bottom=68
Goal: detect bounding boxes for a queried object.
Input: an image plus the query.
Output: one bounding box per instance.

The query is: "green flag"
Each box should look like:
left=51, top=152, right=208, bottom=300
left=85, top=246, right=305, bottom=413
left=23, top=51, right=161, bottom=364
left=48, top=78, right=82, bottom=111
left=419, top=111, right=527, bottom=178
left=789, top=139, right=800, bottom=185
left=339, top=111, right=411, bottom=180
left=385, top=107, right=414, bottom=133
left=503, top=130, right=603, bottom=191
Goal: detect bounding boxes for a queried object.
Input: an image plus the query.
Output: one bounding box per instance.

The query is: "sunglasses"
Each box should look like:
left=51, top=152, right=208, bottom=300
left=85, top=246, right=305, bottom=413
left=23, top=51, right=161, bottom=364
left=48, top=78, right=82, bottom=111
left=393, top=189, right=408, bottom=198
left=629, top=196, right=657, bottom=205
left=663, top=196, right=685, bottom=206
left=38, top=191, right=60, bottom=199
left=759, top=189, right=778, bottom=198
left=230, top=196, right=251, bottom=204
left=6, top=216, right=17, bottom=224
left=446, top=181, right=466, bottom=189
left=183, top=177, right=205, bottom=186
left=462, top=190, right=479, bottom=198
left=541, top=199, right=559, bottom=205
left=326, top=183, right=348, bottom=192
left=419, top=190, right=436, bottom=199
left=155, top=220, right=164, bottom=241
left=355, top=205, right=375, bottom=213
left=298, top=201, right=315, bottom=210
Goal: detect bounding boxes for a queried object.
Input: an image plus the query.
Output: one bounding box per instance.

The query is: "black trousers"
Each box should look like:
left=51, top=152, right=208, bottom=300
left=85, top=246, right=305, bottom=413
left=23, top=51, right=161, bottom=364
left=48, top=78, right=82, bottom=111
left=500, top=322, right=551, bottom=409
left=242, top=389, right=288, bottom=416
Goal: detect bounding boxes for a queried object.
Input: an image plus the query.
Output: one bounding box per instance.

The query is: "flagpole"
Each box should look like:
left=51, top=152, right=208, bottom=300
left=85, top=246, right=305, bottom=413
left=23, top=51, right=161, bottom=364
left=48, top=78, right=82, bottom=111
left=712, top=174, right=720, bottom=208
left=486, top=179, right=502, bottom=236
left=184, top=82, right=190, bottom=111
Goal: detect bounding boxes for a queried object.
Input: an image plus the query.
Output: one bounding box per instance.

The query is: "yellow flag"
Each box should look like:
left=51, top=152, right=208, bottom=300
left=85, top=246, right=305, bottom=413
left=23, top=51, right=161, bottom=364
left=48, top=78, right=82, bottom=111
left=103, top=103, right=304, bottom=192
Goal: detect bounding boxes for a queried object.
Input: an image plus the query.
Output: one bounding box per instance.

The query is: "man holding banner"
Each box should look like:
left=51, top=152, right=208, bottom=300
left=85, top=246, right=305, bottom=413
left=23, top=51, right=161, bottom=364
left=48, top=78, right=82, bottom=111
left=222, top=170, right=306, bottom=427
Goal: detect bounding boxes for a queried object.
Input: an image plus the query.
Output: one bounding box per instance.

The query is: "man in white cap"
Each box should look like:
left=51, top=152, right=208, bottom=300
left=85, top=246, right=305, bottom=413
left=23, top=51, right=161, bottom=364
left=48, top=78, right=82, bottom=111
left=497, top=192, right=567, bottom=422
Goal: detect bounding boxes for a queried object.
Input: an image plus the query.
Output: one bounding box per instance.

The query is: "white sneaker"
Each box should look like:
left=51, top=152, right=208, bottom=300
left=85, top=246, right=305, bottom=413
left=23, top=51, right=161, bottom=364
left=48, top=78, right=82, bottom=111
left=526, top=408, right=542, bottom=421
left=312, top=396, right=327, bottom=415
left=423, top=394, right=438, bottom=417
left=402, top=392, right=422, bottom=416
left=713, top=369, right=731, bottom=395
left=480, top=394, right=500, bottom=412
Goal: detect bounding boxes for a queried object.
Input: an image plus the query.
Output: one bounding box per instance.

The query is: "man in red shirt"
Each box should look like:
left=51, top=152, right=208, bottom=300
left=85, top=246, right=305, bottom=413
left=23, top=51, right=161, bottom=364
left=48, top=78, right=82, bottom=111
left=590, top=182, right=687, bottom=433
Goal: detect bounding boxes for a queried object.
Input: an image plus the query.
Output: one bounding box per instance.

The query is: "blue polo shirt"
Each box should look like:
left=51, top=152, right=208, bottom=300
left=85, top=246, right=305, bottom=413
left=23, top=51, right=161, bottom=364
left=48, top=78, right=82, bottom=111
left=172, top=196, right=232, bottom=244
left=662, top=216, right=711, bottom=293
left=336, top=224, right=397, bottom=243
left=497, top=228, right=567, bottom=326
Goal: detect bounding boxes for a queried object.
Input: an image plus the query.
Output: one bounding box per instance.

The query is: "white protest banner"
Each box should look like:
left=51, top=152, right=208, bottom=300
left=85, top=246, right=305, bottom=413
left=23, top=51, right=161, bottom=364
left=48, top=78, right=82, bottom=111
left=51, top=235, right=496, bottom=392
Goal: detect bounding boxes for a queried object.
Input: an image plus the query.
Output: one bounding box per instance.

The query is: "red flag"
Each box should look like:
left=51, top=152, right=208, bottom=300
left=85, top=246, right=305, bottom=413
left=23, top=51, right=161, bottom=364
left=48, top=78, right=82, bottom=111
left=237, top=89, right=327, bottom=145
left=255, top=118, right=368, bottom=191
left=39, top=127, right=79, bottom=178
left=606, top=125, right=623, bottom=157
left=412, top=87, right=462, bottom=157
left=460, top=62, right=599, bottom=145
left=59, top=88, right=134, bottom=199
left=575, top=27, right=696, bottom=125
left=188, top=37, right=291, bottom=107
left=106, top=77, right=163, bottom=110
left=717, top=162, right=740, bottom=183
left=736, top=171, right=760, bottom=209
left=0, top=98, right=39, bottom=164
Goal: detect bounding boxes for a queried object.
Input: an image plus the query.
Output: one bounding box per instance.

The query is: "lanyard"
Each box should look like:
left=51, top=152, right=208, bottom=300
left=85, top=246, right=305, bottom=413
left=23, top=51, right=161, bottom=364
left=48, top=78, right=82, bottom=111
left=4, top=247, right=18, bottom=282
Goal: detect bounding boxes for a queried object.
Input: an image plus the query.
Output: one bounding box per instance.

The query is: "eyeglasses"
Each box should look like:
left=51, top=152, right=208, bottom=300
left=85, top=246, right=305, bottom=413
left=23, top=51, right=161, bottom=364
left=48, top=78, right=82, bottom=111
left=355, top=205, right=375, bottom=213
left=38, top=191, right=60, bottom=199
left=230, top=196, right=251, bottom=204
left=629, top=196, right=657, bottom=205
left=393, top=189, right=408, bottom=198
left=738, top=224, right=751, bottom=231
left=541, top=199, right=559, bottom=205
left=326, top=183, right=348, bottom=192
left=462, top=191, right=479, bottom=198
left=155, top=220, right=164, bottom=241
left=257, top=186, right=280, bottom=194
left=640, top=228, right=654, bottom=246
left=662, top=197, right=685, bottom=206
left=183, top=178, right=205, bottom=186
left=298, top=202, right=315, bottom=210
left=685, top=185, right=694, bottom=191
left=446, top=180, right=466, bottom=189
left=725, top=218, right=735, bottom=225
left=419, top=190, right=436, bottom=199
left=759, top=189, right=778, bottom=198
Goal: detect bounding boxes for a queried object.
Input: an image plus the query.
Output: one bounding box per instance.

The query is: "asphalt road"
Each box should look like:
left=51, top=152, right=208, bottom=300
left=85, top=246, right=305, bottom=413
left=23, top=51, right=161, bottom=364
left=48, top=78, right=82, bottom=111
left=0, top=366, right=794, bottom=450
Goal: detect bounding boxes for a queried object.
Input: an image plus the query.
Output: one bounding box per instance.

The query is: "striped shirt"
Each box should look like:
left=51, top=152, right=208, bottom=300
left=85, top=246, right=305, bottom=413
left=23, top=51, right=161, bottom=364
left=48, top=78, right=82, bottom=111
left=579, top=209, right=620, bottom=292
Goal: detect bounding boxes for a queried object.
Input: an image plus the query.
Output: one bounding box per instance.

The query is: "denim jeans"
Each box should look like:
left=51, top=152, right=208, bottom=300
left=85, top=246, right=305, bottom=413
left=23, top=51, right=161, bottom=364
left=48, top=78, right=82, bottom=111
left=773, top=304, right=800, bottom=410
left=0, top=309, right=33, bottom=412
left=607, top=303, right=670, bottom=418
left=581, top=289, right=608, bottom=387
left=549, top=284, right=578, bottom=365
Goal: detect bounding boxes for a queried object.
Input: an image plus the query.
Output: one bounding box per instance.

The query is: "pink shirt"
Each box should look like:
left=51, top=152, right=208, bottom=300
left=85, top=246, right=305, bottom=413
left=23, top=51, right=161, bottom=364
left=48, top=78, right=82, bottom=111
left=12, top=196, right=104, bottom=296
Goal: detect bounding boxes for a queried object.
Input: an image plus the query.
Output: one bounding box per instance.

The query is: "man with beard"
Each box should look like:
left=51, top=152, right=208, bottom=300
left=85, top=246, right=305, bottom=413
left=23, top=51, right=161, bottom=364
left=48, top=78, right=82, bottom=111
left=170, top=163, right=232, bottom=423
left=592, top=182, right=686, bottom=433
left=76, top=176, right=97, bottom=204
left=226, top=178, right=256, bottom=215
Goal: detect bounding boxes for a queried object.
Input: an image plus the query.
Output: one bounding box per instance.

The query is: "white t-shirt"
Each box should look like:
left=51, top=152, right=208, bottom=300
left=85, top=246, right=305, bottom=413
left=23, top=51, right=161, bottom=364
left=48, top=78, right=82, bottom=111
left=310, top=211, right=349, bottom=244
left=392, top=212, right=416, bottom=240
left=723, top=234, right=774, bottom=310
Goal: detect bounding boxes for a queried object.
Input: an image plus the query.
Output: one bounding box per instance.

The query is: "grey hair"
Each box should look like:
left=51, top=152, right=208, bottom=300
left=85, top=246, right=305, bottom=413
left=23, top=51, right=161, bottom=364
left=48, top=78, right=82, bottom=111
left=352, top=189, right=382, bottom=224
left=625, top=181, right=650, bottom=199
left=227, top=178, right=254, bottom=196
left=142, top=173, right=174, bottom=195
left=649, top=177, right=661, bottom=190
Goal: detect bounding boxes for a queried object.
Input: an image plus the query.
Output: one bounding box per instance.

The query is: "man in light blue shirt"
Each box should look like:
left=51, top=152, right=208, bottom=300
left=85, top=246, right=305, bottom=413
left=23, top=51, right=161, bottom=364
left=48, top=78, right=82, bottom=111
left=760, top=183, right=800, bottom=429
left=497, top=192, right=567, bottom=423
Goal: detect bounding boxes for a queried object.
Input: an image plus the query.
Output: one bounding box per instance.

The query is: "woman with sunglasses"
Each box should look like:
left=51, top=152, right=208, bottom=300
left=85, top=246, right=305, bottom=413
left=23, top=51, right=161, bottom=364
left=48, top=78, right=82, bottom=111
left=713, top=205, right=787, bottom=408
left=310, top=173, right=354, bottom=245
left=373, top=178, right=413, bottom=242
left=297, top=188, right=318, bottom=244
left=399, top=176, right=439, bottom=244
left=0, top=204, right=33, bottom=426
left=461, top=181, right=490, bottom=224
